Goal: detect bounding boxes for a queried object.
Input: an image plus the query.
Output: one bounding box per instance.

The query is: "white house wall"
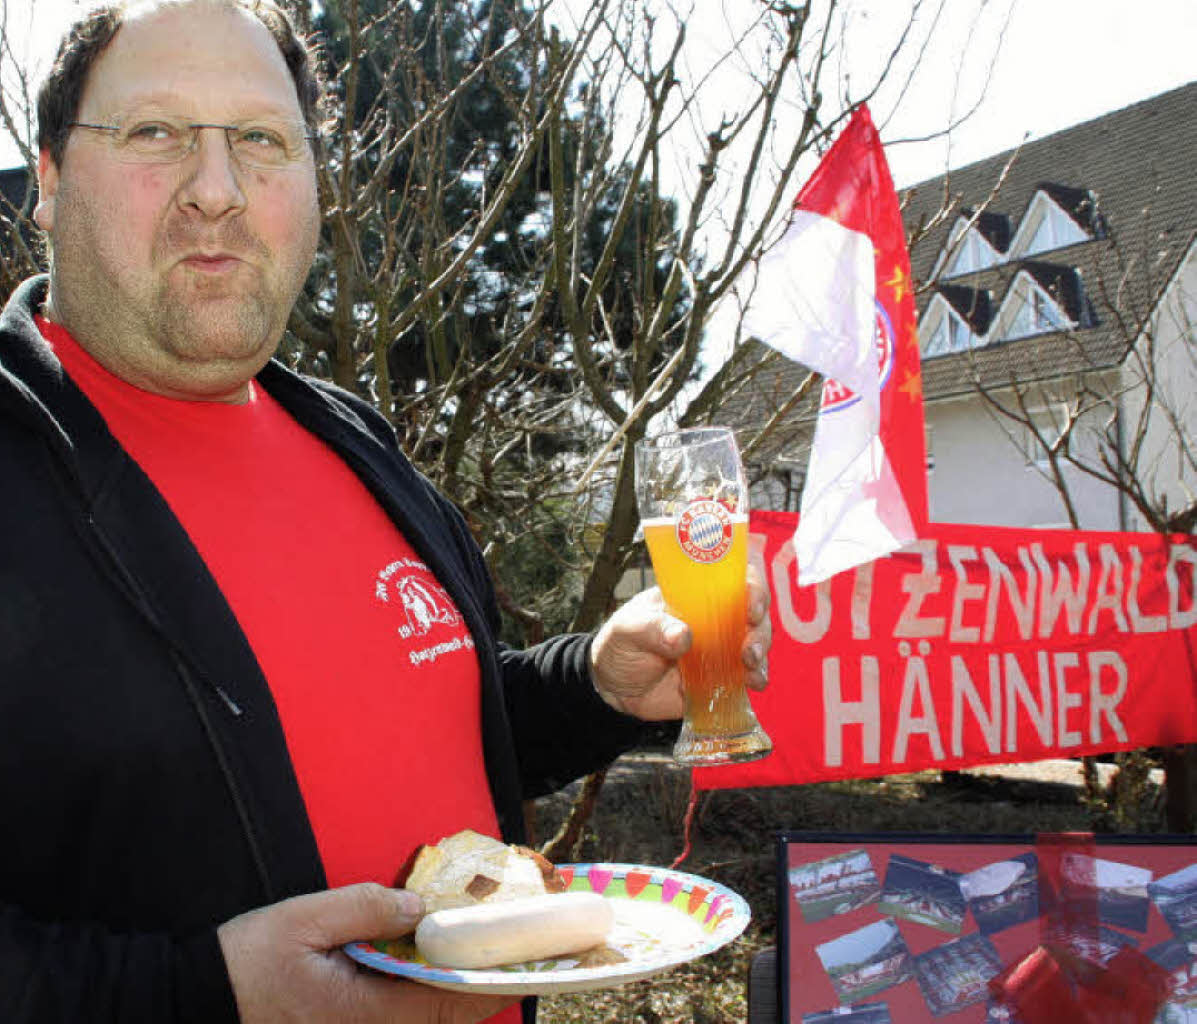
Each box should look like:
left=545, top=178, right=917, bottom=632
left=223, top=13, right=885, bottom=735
left=1119, top=242, right=1197, bottom=530
left=925, top=389, right=1122, bottom=531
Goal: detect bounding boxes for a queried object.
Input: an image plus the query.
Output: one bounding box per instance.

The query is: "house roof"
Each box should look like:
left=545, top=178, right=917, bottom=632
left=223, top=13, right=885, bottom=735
left=725, top=80, right=1197, bottom=447
left=904, top=80, right=1197, bottom=400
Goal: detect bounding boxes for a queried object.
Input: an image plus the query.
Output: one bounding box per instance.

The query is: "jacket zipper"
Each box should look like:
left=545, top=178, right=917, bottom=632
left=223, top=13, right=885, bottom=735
left=41, top=440, right=277, bottom=904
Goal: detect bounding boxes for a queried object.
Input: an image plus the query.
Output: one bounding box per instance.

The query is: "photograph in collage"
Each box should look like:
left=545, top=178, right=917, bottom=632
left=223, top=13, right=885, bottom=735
left=790, top=849, right=882, bottom=925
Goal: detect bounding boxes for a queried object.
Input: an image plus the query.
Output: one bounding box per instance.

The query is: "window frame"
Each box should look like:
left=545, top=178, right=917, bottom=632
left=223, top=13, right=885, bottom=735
left=1009, top=190, right=1089, bottom=260
left=997, top=272, right=1073, bottom=342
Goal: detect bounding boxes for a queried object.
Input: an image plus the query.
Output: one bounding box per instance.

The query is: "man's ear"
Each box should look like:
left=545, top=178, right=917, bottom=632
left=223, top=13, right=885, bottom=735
left=33, top=149, right=58, bottom=232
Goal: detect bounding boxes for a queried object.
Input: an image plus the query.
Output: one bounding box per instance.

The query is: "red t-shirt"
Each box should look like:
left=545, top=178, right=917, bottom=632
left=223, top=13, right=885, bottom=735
left=40, top=318, right=503, bottom=889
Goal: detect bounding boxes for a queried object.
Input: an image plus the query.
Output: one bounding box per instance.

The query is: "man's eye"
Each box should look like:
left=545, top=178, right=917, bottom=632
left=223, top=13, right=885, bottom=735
left=124, top=122, right=178, bottom=144
left=238, top=126, right=286, bottom=150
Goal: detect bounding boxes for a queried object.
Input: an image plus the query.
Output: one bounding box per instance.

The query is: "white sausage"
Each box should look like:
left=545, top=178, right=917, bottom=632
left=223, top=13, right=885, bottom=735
left=415, top=891, right=614, bottom=969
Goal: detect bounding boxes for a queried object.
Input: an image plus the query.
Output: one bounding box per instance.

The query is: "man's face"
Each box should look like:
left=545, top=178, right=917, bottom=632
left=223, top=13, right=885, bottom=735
left=35, top=2, right=321, bottom=402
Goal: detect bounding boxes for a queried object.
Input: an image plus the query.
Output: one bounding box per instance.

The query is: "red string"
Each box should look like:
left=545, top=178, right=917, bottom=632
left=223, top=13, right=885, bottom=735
left=670, top=770, right=699, bottom=869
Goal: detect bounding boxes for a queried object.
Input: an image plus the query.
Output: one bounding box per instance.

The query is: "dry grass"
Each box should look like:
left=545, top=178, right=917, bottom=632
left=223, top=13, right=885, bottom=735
left=530, top=752, right=1165, bottom=1024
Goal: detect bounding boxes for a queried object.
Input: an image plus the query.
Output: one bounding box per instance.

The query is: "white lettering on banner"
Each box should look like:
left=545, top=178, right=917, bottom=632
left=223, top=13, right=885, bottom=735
left=773, top=539, right=833, bottom=643
left=1033, top=542, right=1090, bottom=637
left=1167, top=544, right=1197, bottom=629
left=1053, top=651, right=1083, bottom=747
left=821, top=656, right=881, bottom=767
left=947, top=546, right=985, bottom=643
left=764, top=532, right=1185, bottom=771
left=950, top=655, right=1001, bottom=758
left=820, top=647, right=1129, bottom=769
left=1088, top=544, right=1130, bottom=634
left=894, top=540, right=946, bottom=639
left=893, top=641, right=945, bottom=763
left=1128, top=547, right=1169, bottom=632
left=983, top=546, right=1037, bottom=641
left=770, top=537, right=1196, bottom=644
left=1088, top=651, right=1129, bottom=743
left=1004, top=653, right=1052, bottom=751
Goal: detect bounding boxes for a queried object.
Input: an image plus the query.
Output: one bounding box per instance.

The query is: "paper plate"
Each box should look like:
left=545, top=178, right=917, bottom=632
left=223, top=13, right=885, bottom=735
left=344, top=862, right=751, bottom=995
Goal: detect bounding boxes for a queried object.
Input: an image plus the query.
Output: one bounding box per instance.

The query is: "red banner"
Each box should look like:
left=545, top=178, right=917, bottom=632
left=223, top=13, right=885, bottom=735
left=695, top=511, right=1197, bottom=790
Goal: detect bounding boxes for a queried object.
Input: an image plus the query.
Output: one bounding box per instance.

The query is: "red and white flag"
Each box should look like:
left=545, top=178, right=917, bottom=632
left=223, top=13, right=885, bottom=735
left=741, top=104, right=926, bottom=584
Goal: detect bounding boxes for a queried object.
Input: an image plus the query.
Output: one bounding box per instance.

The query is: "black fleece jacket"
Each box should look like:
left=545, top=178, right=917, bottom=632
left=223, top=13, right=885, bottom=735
left=0, top=276, right=645, bottom=1022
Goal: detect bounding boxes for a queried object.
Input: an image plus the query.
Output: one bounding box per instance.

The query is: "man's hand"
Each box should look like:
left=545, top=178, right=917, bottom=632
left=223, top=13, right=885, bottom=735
left=217, top=884, right=518, bottom=1023
left=590, top=542, right=771, bottom=721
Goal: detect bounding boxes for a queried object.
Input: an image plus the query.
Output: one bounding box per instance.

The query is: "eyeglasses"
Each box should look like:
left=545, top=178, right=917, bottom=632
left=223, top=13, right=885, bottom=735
left=68, top=115, right=316, bottom=171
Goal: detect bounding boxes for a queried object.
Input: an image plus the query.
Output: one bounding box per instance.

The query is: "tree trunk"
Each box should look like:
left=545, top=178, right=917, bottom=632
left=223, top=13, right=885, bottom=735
left=1163, top=744, right=1197, bottom=832
left=571, top=438, right=640, bottom=632
left=540, top=767, right=608, bottom=862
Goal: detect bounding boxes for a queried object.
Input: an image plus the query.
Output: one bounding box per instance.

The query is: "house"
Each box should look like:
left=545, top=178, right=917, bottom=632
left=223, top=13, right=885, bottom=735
left=907, top=80, right=1197, bottom=531
left=738, top=81, right=1197, bottom=533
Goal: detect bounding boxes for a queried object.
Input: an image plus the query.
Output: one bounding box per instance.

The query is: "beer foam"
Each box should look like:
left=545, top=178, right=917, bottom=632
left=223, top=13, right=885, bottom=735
left=640, top=514, right=748, bottom=528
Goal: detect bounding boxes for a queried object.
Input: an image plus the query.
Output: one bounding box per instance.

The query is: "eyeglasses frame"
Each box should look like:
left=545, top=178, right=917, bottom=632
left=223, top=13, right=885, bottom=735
left=66, top=117, right=317, bottom=170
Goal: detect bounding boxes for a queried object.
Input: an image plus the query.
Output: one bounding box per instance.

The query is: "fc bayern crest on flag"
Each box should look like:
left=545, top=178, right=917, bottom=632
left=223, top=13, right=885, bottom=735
left=676, top=499, right=733, bottom=563
left=735, top=103, right=927, bottom=584
left=821, top=299, right=896, bottom=414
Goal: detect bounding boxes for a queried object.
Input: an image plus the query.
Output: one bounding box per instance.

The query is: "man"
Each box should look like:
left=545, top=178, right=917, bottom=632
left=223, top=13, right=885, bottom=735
left=0, top=1, right=770, bottom=1021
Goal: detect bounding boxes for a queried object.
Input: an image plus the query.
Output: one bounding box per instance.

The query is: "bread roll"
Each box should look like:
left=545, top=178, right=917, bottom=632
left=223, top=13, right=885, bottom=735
left=404, top=829, right=564, bottom=912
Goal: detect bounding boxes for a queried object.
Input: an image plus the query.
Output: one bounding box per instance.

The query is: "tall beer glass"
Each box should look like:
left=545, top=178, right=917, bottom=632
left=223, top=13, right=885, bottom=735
left=635, top=427, right=772, bottom=766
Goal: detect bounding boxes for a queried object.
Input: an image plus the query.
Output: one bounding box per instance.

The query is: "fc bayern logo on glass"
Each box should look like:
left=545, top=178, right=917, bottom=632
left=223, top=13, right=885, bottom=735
left=676, top=499, right=733, bottom=564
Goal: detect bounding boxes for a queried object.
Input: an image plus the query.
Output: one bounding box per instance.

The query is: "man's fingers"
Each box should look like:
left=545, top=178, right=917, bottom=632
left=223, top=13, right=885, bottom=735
left=359, top=974, right=519, bottom=1024
left=287, top=884, right=424, bottom=948
left=217, top=886, right=518, bottom=1024
left=746, top=567, right=771, bottom=626
left=742, top=636, right=769, bottom=688
left=743, top=537, right=772, bottom=691
left=599, top=588, right=690, bottom=661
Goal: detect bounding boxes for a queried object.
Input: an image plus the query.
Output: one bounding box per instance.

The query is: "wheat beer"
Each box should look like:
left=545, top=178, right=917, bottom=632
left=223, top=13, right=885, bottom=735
left=643, top=515, right=758, bottom=735
left=635, top=428, right=772, bottom=765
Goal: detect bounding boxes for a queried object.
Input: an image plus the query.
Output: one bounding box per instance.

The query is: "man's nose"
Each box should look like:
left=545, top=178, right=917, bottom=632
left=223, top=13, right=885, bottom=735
left=176, top=127, right=247, bottom=218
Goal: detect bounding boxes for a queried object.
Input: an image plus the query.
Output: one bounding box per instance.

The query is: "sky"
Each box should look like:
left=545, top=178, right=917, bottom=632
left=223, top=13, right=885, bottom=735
left=874, top=0, right=1197, bottom=186
left=1, top=0, right=1194, bottom=187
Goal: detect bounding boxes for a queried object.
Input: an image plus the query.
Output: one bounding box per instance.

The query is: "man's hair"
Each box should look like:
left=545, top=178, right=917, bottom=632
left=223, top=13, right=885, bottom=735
left=36, top=0, right=322, bottom=167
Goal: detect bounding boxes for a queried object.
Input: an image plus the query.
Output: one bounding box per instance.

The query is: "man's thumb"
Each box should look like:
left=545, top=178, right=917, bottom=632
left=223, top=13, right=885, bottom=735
left=657, top=613, right=691, bottom=655
left=291, top=883, right=424, bottom=948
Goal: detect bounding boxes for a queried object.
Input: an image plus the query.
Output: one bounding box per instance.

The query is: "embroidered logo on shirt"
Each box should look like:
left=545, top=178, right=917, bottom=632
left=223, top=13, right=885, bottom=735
left=375, top=558, right=474, bottom=666
left=376, top=559, right=461, bottom=637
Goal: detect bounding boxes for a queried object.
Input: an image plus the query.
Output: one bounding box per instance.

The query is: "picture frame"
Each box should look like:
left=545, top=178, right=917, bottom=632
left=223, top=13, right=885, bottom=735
left=776, top=832, right=1197, bottom=1023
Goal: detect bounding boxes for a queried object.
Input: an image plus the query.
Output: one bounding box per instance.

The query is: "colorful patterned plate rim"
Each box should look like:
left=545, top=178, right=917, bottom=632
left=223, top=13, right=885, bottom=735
left=343, top=862, right=751, bottom=995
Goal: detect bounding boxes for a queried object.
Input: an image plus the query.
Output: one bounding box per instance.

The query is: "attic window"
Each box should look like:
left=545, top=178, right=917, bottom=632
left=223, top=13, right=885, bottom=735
left=919, top=295, right=977, bottom=357
left=1003, top=280, right=1070, bottom=341
left=1012, top=191, right=1090, bottom=259
left=924, top=310, right=973, bottom=357
left=939, top=217, right=1000, bottom=278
